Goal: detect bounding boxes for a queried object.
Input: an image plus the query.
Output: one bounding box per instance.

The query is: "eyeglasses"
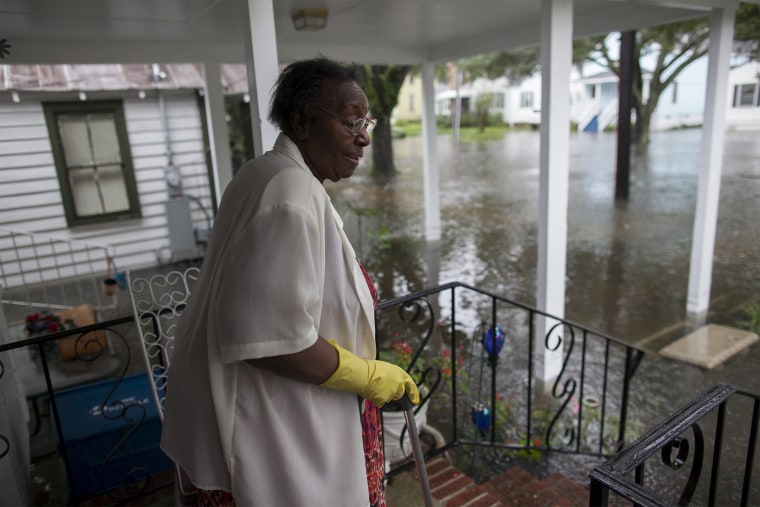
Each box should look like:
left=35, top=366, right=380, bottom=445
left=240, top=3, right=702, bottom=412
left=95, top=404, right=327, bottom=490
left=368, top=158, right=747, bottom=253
left=314, top=106, right=377, bottom=136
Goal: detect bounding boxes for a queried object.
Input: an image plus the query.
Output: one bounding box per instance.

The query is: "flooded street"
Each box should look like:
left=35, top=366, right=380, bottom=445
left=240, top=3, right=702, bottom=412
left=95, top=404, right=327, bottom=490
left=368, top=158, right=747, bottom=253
left=327, top=128, right=760, bottom=494
left=329, top=128, right=759, bottom=347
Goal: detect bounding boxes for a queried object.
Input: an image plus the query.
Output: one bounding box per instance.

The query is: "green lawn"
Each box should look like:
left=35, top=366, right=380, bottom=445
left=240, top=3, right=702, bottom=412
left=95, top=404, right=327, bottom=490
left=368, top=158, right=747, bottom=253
left=392, top=122, right=534, bottom=141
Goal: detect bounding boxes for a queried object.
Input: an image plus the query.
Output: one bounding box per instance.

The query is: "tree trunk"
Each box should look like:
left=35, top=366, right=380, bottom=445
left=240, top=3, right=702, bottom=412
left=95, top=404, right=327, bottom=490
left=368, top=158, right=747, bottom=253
left=636, top=103, right=654, bottom=146
left=636, top=69, right=661, bottom=146
left=371, top=112, right=395, bottom=180
left=632, top=53, right=644, bottom=144
left=361, top=64, right=412, bottom=181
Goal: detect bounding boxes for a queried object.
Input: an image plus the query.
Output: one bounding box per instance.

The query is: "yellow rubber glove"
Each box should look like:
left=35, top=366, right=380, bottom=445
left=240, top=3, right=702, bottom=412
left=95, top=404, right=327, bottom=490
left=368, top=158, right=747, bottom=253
left=320, top=339, right=420, bottom=407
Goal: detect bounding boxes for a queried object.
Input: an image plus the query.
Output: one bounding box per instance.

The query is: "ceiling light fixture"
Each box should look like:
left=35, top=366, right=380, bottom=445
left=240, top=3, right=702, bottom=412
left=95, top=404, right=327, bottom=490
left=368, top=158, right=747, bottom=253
left=291, top=9, right=328, bottom=31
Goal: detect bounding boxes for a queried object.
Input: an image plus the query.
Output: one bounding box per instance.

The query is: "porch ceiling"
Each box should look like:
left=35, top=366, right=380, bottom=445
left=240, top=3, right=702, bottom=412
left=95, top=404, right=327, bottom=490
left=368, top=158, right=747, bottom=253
left=0, top=0, right=741, bottom=66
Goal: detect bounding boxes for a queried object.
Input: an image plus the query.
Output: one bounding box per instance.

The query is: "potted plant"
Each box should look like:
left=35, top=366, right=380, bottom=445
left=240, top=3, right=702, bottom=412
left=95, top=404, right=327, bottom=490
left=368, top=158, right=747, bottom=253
left=24, top=310, right=72, bottom=362
left=24, top=305, right=107, bottom=362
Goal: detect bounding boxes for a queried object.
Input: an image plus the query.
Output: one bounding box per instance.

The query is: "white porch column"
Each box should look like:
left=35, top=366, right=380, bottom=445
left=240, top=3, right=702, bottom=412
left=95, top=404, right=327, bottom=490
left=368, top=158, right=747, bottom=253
left=244, top=0, right=279, bottom=157
left=537, top=0, right=573, bottom=387
left=202, top=62, right=234, bottom=205
left=687, top=6, right=736, bottom=317
left=421, top=61, right=441, bottom=241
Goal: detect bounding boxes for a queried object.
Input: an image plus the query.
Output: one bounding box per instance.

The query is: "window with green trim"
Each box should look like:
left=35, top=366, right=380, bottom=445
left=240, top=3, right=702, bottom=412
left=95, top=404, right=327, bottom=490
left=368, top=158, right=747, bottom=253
left=44, top=101, right=141, bottom=226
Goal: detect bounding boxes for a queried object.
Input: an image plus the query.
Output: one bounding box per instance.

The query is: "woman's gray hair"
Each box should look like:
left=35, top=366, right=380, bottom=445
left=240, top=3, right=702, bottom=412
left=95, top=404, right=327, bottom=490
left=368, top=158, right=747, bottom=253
left=268, top=57, right=363, bottom=133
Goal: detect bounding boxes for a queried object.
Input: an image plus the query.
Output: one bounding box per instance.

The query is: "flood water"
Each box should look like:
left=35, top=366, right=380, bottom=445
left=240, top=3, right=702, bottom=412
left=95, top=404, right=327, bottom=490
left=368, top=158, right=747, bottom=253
left=328, top=128, right=759, bottom=348
left=326, top=128, right=760, bottom=498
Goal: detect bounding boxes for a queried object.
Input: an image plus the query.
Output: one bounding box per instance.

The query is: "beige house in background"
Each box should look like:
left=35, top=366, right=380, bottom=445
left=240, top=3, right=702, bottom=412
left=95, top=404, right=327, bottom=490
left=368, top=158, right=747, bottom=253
left=392, top=73, right=425, bottom=123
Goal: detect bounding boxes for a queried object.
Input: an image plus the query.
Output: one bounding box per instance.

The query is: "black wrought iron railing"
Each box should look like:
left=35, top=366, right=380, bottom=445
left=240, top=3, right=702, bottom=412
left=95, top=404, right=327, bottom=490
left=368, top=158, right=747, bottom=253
left=589, top=383, right=760, bottom=506
left=0, top=315, right=173, bottom=505
left=3, top=282, right=648, bottom=504
left=375, top=282, right=646, bottom=480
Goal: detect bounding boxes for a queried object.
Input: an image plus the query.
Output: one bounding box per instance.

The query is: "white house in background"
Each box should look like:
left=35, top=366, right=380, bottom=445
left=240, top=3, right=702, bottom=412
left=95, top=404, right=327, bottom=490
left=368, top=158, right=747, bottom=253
left=574, top=58, right=760, bottom=132
left=726, top=60, right=760, bottom=130
left=0, top=63, right=249, bottom=287
left=571, top=70, right=621, bottom=132
left=434, top=73, right=545, bottom=128
left=430, top=58, right=760, bottom=132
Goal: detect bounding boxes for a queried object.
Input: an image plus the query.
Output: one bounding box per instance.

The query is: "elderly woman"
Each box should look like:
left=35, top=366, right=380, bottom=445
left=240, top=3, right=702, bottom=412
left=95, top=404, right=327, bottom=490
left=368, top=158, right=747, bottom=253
left=160, top=58, right=419, bottom=506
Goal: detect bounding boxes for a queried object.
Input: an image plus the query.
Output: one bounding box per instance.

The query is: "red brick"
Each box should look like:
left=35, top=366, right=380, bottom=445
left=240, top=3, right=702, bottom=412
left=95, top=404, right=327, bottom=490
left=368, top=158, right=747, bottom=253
left=489, top=466, right=537, bottom=494
left=433, top=474, right=473, bottom=499
left=429, top=467, right=465, bottom=489
left=544, top=473, right=589, bottom=505
left=443, top=485, right=489, bottom=506
left=491, top=473, right=539, bottom=499
left=427, top=456, right=454, bottom=475
left=465, top=493, right=505, bottom=507
left=510, top=480, right=558, bottom=506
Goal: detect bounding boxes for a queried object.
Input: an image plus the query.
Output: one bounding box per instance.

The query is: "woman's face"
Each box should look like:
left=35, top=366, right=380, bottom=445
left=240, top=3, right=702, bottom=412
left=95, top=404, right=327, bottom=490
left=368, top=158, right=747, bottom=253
left=294, top=80, right=371, bottom=183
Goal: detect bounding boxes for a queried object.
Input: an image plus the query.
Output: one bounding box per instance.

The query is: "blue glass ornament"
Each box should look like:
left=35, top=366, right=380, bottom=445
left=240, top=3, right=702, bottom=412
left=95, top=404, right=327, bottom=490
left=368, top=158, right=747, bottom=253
left=471, top=402, right=491, bottom=435
left=482, top=324, right=505, bottom=363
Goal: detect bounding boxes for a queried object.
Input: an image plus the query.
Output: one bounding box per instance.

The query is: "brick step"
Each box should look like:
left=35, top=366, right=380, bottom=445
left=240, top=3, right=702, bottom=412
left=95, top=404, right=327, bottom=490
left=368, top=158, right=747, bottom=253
left=484, top=467, right=589, bottom=506
left=393, top=456, right=590, bottom=507
left=398, top=456, right=502, bottom=506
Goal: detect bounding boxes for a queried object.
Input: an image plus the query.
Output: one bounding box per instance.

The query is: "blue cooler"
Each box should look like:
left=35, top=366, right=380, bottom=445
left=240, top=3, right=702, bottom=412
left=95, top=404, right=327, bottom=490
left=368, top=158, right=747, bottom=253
left=51, top=372, right=173, bottom=502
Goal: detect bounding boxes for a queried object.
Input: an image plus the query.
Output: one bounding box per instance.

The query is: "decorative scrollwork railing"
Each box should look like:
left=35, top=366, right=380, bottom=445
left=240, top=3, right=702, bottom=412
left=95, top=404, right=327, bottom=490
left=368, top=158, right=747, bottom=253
left=589, top=384, right=760, bottom=506
left=375, top=282, right=645, bottom=479
left=127, top=267, right=199, bottom=417
left=0, top=315, right=173, bottom=504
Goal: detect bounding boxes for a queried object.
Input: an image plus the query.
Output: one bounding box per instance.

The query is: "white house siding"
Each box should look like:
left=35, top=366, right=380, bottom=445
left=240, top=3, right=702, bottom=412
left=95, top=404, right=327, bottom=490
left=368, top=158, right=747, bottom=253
left=504, top=75, right=543, bottom=127
left=725, top=61, right=760, bottom=131
left=649, top=58, right=707, bottom=131
left=575, top=58, right=760, bottom=132
left=0, top=91, right=213, bottom=288
left=435, top=74, right=555, bottom=127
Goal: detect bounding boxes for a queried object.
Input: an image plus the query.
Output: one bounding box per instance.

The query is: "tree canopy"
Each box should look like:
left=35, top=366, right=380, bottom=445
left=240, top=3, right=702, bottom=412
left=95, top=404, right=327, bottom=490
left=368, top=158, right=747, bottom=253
left=734, top=3, right=760, bottom=60
left=457, top=2, right=760, bottom=144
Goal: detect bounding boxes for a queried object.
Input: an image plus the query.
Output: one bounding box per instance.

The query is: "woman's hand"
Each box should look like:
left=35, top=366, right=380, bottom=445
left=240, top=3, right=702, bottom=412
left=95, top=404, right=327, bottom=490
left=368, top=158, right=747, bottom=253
left=319, top=339, right=420, bottom=407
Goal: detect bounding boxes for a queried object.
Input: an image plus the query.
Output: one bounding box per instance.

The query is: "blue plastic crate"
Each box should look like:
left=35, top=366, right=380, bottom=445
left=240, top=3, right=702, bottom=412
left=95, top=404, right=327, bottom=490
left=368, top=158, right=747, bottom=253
left=51, top=372, right=173, bottom=502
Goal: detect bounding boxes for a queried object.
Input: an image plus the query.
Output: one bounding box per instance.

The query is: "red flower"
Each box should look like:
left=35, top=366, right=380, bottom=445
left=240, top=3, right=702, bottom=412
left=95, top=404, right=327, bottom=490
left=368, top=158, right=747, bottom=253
left=392, top=340, right=411, bottom=356
left=24, top=310, right=66, bottom=336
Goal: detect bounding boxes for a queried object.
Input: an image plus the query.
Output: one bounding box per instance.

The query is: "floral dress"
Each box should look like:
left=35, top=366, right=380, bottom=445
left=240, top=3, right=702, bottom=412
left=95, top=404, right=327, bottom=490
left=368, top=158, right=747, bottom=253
left=358, top=260, right=386, bottom=507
